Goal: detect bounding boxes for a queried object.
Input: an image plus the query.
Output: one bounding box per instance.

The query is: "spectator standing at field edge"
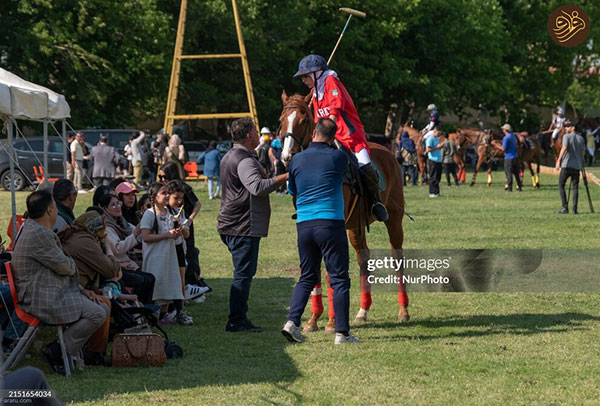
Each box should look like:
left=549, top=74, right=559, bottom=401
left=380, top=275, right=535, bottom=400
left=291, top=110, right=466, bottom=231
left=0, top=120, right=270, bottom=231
left=556, top=120, right=586, bottom=214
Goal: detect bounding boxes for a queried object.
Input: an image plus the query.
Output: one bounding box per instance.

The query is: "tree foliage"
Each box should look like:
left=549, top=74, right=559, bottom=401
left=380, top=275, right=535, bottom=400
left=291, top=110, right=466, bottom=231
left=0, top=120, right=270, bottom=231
left=0, top=0, right=598, bottom=132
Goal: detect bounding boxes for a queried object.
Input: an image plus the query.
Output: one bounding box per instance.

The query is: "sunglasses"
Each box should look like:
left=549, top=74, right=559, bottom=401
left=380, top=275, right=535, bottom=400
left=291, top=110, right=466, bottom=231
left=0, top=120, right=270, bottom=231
left=109, top=201, right=123, bottom=208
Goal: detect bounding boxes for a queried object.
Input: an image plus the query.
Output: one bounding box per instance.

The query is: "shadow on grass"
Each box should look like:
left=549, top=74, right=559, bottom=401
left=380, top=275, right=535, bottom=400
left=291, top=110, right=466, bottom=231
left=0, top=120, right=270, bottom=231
left=354, top=312, right=600, bottom=341
left=48, top=277, right=304, bottom=404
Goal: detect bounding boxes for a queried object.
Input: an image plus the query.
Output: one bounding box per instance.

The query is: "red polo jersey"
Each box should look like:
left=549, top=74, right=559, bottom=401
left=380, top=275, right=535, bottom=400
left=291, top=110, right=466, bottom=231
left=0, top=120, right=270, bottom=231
left=312, top=75, right=369, bottom=153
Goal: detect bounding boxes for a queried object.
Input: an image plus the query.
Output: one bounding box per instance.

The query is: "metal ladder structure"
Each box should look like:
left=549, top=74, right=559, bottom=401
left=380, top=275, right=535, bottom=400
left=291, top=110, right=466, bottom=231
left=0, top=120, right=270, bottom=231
left=163, top=0, right=259, bottom=136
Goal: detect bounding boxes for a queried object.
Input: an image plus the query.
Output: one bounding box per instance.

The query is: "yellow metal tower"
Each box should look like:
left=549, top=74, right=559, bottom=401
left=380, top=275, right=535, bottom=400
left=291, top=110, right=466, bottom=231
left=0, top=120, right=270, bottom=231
left=163, top=0, right=259, bottom=136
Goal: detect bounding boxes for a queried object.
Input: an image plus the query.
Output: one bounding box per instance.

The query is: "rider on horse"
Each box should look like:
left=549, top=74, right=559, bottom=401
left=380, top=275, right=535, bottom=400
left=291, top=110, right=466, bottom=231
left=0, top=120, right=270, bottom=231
left=549, top=107, right=566, bottom=148
left=293, top=54, right=388, bottom=222
left=421, top=103, right=441, bottom=136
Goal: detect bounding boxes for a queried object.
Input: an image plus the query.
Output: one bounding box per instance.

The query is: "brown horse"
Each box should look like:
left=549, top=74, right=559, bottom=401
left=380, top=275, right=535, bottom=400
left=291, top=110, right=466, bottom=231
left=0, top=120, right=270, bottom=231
left=516, top=133, right=542, bottom=188
left=279, top=91, right=409, bottom=332
left=470, top=130, right=504, bottom=186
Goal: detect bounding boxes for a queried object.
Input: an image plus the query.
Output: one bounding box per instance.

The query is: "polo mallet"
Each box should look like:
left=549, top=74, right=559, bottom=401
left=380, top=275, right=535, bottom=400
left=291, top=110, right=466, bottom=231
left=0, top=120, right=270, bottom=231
left=581, top=166, right=595, bottom=213
left=327, top=8, right=367, bottom=65
left=307, top=7, right=366, bottom=104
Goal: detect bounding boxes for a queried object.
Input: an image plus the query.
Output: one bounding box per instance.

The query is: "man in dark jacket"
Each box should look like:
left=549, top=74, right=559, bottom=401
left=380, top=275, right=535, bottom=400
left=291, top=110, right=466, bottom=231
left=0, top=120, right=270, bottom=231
left=218, top=118, right=288, bottom=332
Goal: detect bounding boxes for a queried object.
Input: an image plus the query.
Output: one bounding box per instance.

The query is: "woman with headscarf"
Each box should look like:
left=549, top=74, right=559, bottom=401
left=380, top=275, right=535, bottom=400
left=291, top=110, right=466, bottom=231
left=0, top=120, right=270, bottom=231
left=399, top=130, right=418, bottom=186
left=197, top=141, right=222, bottom=199
left=159, top=162, right=211, bottom=295
left=163, top=133, right=186, bottom=179
left=59, top=211, right=118, bottom=366
left=98, top=193, right=155, bottom=304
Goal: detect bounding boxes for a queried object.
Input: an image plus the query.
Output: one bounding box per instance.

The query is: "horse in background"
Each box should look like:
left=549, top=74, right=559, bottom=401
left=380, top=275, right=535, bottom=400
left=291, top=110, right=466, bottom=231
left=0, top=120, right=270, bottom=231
left=279, top=91, right=410, bottom=332
left=396, top=125, right=428, bottom=184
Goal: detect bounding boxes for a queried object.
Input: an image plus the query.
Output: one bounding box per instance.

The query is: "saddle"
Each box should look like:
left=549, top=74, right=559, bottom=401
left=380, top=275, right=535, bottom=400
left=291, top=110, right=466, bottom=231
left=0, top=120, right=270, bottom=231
left=334, top=140, right=364, bottom=197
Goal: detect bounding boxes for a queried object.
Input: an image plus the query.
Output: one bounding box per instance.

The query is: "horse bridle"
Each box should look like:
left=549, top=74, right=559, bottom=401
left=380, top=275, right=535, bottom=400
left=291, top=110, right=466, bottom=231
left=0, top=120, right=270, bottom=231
left=281, top=104, right=312, bottom=153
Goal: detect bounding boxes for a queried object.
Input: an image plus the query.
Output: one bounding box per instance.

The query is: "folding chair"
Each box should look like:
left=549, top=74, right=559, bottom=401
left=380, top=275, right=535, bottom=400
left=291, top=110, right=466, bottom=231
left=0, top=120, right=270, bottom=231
left=184, top=162, right=199, bottom=180
left=6, top=215, right=24, bottom=251
left=1, top=262, right=73, bottom=377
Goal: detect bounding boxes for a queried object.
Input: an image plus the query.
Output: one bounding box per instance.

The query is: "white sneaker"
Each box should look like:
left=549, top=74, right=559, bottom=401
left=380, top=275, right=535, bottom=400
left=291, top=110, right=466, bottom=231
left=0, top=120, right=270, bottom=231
left=334, top=332, right=360, bottom=344
left=78, top=189, right=88, bottom=194
left=176, top=310, right=193, bottom=326
left=193, top=294, right=206, bottom=304
left=185, top=284, right=210, bottom=300
left=281, top=321, right=305, bottom=343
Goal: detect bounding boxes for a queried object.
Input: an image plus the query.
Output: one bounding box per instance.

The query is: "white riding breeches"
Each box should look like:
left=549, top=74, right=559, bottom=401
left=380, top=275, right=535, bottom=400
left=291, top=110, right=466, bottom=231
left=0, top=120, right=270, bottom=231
left=355, top=148, right=371, bottom=167
left=552, top=128, right=561, bottom=139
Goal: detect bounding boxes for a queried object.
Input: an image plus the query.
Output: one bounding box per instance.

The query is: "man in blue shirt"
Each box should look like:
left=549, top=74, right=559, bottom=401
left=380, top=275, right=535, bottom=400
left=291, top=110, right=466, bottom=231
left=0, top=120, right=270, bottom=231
left=499, top=123, right=522, bottom=192
left=281, top=118, right=358, bottom=344
left=425, top=127, right=445, bottom=197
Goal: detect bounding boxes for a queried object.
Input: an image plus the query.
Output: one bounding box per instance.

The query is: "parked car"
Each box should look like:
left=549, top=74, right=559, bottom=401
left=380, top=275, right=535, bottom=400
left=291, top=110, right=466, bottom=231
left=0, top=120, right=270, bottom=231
left=184, top=141, right=208, bottom=164
left=0, top=136, right=93, bottom=191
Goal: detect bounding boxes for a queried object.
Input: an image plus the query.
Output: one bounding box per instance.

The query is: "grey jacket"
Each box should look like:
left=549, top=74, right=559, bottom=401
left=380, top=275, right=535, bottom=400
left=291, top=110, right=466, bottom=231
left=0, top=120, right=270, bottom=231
left=91, top=144, right=118, bottom=178
left=12, top=220, right=83, bottom=325
left=217, top=144, right=278, bottom=237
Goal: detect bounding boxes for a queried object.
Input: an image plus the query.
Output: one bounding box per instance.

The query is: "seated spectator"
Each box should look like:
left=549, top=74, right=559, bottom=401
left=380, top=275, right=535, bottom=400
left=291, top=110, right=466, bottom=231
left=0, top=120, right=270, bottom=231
left=99, top=194, right=155, bottom=304
left=12, top=190, right=109, bottom=374
left=52, top=179, right=77, bottom=233
left=92, top=185, right=115, bottom=207
left=59, top=211, right=119, bottom=365
left=116, top=182, right=140, bottom=225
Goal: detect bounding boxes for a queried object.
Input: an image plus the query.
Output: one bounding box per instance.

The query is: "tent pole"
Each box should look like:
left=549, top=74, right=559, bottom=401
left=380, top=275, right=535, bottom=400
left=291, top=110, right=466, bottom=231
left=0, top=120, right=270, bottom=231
left=43, top=119, right=48, bottom=183
left=8, top=119, right=17, bottom=239
left=62, top=120, right=67, bottom=178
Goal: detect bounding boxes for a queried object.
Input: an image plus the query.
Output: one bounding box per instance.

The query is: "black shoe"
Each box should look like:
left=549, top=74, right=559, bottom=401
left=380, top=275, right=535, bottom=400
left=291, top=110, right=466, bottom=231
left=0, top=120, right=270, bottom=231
left=371, top=202, right=389, bottom=222
left=573, top=208, right=578, bottom=215
left=557, top=208, right=568, bottom=214
left=40, top=342, right=66, bottom=375
left=83, top=349, right=108, bottom=366
left=225, top=319, right=262, bottom=333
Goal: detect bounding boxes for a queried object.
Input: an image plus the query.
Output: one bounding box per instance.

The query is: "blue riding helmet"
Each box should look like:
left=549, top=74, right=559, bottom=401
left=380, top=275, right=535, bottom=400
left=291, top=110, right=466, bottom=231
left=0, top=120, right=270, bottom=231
left=293, top=54, right=328, bottom=77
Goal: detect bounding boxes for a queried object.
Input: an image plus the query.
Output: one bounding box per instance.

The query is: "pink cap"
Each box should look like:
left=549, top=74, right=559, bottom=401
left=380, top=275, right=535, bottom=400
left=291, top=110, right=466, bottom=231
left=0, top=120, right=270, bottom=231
left=115, top=182, right=139, bottom=195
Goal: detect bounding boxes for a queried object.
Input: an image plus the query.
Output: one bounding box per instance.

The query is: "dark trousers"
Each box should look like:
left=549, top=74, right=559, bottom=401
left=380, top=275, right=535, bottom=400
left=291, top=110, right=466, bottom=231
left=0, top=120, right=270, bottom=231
left=288, top=220, right=350, bottom=333
left=558, top=167, right=580, bottom=210
left=443, top=163, right=459, bottom=185
left=221, top=235, right=261, bottom=323
left=185, top=226, right=202, bottom=285
left=428, top=161, right=442, bottom=195
left=401, top=165, right=417, bottom=185
left=504, top=158, right=522, bottom=191
left=121, top=269, right=156, bottom=305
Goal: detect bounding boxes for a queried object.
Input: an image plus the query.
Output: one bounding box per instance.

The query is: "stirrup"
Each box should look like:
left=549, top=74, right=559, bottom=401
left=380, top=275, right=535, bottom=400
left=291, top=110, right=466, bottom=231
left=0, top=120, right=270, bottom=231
left=371, top=202, right=389, bottom=222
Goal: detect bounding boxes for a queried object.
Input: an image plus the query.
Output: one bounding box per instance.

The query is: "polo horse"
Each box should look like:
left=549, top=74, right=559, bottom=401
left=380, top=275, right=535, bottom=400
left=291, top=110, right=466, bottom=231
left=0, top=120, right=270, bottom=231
left=466, top=129, right=504, bottom=186
left=279, top=91, right=409, bottom=332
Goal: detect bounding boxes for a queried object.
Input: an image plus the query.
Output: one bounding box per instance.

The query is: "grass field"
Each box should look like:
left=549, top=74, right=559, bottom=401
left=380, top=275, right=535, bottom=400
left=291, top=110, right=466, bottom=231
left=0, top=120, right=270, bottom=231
left=2, top=168, right=600, bottom=405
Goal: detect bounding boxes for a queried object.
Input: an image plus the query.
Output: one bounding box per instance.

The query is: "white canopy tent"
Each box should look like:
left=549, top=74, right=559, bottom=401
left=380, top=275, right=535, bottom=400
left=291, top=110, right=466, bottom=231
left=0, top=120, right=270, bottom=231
left=0, top=68, right=71, bottom=236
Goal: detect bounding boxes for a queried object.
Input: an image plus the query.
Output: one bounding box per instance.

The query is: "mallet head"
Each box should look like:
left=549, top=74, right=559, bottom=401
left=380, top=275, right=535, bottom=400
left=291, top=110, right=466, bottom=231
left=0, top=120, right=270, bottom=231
left=339, top=7, right=366, bottom=18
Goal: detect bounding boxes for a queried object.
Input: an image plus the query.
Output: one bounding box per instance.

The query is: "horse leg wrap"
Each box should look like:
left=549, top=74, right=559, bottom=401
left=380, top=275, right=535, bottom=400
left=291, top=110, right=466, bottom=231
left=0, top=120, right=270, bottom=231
left=535, top=174, right=539, bottom=186
left=359, top=275, right=372, bottom=310
left=327, top=287, right=335, bottom=319
left=487, top=174, right=492, bottom=185
left=531, top=175, right=536, bottom=187
left=310, top=285, right=323, bottom=317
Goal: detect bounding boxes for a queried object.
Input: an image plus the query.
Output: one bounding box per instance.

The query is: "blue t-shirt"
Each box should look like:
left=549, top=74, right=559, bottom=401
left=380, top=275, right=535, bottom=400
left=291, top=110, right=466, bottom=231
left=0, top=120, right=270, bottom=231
left=288, top=142, right=347, bottom=223
left=502, top=132, right=518, bottom=159
left=425, top=136, right=442, bottom=163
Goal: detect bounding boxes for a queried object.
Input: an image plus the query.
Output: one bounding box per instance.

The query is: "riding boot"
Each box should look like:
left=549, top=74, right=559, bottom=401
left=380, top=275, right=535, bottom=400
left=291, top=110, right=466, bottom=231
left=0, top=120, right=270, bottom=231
left=359, top=163, right=389, bottom=222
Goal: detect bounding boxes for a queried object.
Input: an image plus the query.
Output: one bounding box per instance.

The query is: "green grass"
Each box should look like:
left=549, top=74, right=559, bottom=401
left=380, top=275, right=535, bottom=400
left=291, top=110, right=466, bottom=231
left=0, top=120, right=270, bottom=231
left=2, top=169, right=600, bottom=405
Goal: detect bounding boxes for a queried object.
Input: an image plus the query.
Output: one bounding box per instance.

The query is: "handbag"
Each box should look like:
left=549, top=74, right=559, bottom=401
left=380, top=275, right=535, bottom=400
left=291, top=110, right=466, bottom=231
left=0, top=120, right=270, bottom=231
left=111, top=333, right=166, bottom=367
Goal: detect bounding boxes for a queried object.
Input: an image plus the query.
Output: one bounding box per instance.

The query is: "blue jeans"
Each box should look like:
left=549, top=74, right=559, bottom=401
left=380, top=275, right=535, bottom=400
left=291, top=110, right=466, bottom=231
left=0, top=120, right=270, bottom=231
left=401, top=165, right=417, bottom=185
left=0, top=283, right=27, bottom=341
left=221, top=235, right=261, bottom=323
left=288, top=220, right=350, bottom=333
left=207, top=176, right=221, bottom=198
